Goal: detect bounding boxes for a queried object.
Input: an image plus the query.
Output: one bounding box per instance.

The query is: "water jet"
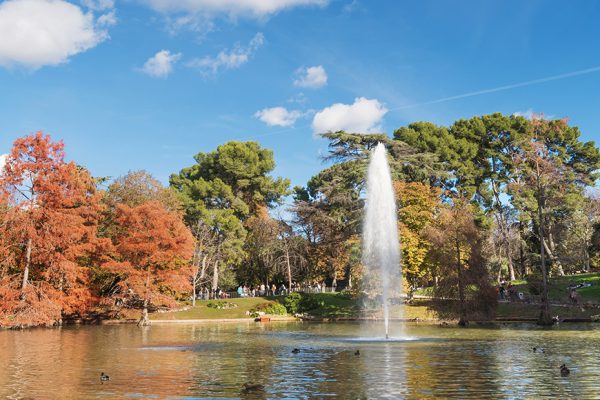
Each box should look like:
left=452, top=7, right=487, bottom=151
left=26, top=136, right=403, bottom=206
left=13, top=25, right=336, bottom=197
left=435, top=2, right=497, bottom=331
left=362, top=143, right=402, bottom=339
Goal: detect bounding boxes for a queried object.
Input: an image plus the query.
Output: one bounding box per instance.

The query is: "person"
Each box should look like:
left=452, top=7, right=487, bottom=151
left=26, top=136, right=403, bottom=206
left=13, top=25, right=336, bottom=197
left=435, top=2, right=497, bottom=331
left=279, top=284, right=286, bottom=295
left=271, top=284, right=276, bottom=296
left=260, top=284, right=265, bottom=296
left=499, top=284, right=506, bottom=300
left=316, top=282, right=321, bottom=293
left=332, top=280, right=337, bottom=292
left=237, top=285, right=244, bottom=297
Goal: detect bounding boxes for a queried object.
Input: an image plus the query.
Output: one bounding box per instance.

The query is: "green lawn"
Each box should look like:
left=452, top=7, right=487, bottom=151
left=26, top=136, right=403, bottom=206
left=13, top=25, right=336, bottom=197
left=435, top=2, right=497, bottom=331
left=510, top=272, right=600, bottom=303
left=151, top=297, right=276, bottom=320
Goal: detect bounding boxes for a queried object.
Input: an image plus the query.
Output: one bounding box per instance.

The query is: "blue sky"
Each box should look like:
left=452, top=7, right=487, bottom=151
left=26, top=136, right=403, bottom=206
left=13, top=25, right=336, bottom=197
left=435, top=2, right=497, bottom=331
left=1, top=0, right=599, bottom=196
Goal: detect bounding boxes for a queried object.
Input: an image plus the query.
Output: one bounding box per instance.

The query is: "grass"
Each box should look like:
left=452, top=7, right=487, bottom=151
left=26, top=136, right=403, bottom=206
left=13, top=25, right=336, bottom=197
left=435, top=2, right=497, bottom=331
left=151, top=297, right=276, bottom=320
left=510, top=272, right=600, bottom=303
left=496, top=302, right=600, bottom=320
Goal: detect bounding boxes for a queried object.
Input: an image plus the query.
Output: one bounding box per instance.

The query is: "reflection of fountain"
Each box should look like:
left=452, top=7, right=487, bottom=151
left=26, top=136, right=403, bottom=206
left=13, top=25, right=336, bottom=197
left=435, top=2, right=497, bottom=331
left=362, top=143, right=401, bottom=339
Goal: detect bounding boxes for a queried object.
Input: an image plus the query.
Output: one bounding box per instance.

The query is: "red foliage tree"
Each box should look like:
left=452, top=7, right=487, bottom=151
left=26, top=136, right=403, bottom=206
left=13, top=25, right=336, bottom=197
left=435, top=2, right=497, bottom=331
left=103, top=201, right=194, bottom=325
left=0, top=132, right=108, bottom=327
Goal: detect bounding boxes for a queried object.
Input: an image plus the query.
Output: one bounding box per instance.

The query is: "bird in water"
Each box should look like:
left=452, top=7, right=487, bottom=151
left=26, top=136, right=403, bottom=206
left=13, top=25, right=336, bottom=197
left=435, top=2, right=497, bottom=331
left=354, top=350, right=360, bottom=356
left=242, top=383, right=264, bottom=392
left=100, top=372, right=110, bottom=384
left=291, top=348, right=300, bottom=354
left=532, top=347, right=545, bottom=353
left=560, top=364, right=570, bottom=376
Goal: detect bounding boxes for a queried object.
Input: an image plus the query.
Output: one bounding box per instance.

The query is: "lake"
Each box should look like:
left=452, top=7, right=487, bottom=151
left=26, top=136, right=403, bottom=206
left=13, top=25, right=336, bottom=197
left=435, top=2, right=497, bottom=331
left=1, top=321, right=598, bottom=399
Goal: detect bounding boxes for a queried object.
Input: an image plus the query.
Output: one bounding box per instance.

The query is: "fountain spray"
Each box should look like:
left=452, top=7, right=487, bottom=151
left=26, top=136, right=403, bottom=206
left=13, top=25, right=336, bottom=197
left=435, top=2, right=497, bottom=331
left=363, top=143, right=401, bottom=340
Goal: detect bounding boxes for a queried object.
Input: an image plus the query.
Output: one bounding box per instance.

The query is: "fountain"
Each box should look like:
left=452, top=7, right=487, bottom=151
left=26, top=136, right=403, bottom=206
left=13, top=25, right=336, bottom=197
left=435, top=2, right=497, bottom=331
left=362, top=143, right=402, bottom=339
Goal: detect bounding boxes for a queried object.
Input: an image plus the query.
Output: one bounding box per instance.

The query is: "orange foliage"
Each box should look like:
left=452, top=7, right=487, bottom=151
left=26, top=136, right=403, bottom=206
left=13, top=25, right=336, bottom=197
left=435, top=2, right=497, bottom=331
left=103, top=201, right=194, bottom=309
left=0, top=132, right=109, bottom=327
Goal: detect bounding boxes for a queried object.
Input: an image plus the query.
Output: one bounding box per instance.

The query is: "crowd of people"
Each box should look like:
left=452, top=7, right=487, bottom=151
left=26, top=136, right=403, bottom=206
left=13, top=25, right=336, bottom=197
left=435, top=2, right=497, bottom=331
left=194, top=281, right=337, bottom=300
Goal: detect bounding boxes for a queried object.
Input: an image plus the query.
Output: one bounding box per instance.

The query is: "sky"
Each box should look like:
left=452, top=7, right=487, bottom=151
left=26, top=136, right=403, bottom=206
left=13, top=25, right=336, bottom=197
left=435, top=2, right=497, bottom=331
left=1, top=0, right=600, bottom=198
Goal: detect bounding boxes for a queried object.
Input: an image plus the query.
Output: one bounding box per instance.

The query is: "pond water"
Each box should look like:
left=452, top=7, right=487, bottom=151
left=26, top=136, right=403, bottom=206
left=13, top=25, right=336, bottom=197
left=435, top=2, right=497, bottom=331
left=0, top=321, right=599, bottom=399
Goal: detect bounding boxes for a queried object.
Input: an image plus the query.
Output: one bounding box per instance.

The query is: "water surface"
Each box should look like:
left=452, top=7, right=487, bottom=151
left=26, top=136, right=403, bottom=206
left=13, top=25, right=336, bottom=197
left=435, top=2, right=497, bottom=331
left=0, top=321, right=598, bottom=399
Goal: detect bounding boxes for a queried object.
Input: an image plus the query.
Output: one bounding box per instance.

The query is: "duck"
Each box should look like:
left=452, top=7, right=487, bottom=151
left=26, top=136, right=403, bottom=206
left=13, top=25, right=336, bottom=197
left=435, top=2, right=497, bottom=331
left=532, top=347, right=545, bottom=353
left=560, top=364, right=570, bottom=376
left=291, top=348, right=300, bottom=354
left=242, top=383, right=265, bottom=392
left=354, top=350, right=360, bottom=356
left=100, top=372, right=110, bottom=384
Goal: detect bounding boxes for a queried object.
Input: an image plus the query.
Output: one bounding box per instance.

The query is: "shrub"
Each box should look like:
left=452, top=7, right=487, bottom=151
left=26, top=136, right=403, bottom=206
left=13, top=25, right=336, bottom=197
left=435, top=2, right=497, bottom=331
left=206, top=301, right=238, bottom=310
left=299, top=294, right=325, bottom=312
left=282, top=292, right=302, bottom=314
left=251, top=302, right=287, bottom=315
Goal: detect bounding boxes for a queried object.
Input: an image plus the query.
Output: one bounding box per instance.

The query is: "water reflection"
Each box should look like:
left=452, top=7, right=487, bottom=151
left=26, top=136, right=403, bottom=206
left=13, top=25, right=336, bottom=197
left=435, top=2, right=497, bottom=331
left=0, top=321, right=598, bottom=398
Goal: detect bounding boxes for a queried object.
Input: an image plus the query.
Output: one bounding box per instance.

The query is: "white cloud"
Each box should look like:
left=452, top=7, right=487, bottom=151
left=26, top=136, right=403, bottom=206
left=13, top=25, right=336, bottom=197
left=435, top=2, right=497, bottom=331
left=513, top=109, right=554, bottom=120
left=312, top=97, right=387, bottom=134
left=97, top=9, right=117, bottom=26
left=138, top=0, right=328, bottom=17
left=255, top=107, right=303, bottom=127
left=0, top=0, right=110, bottom=69
left=294, top=65, right=327, bottom=89
left=80, top=0, right=114, bottom=10
left=142, top=50, right=182, bottom=78
left=187, top=32, right=264, bottom=75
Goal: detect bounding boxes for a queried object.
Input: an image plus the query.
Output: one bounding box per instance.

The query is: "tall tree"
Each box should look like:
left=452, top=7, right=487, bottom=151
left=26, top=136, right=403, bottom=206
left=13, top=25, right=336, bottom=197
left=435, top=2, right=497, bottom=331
left=103, top=201, right=194, bottom=325
left=0, top=132, right=107, bottom=327
left=170, top=141, right=289, bottom=292
left=510, top=117, right=600, bottom=324
left=425, top=200, right=495, bottom=326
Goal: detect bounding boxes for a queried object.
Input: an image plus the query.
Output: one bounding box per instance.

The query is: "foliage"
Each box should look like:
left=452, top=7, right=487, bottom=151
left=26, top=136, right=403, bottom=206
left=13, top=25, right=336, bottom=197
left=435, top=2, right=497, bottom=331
left=206, top=301, right=238, bottom=310
left=250, top=301, right=287, bottom=315
left=282, top=291, right=302, bottom=314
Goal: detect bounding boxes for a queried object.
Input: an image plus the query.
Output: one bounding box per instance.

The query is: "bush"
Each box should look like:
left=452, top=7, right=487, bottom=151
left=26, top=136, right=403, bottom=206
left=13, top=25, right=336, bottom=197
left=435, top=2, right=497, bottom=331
left=206, top=301, right=238, bottom=310
left=282, top=292, right=302, bottom=314
left=251, top=302, right=287, bottom=315
left=299, top=294, right=325, bottom=312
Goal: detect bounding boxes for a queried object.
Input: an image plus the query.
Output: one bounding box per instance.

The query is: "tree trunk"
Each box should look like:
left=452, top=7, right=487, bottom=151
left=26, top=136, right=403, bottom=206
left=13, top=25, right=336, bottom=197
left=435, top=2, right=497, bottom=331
left=537, top=193, right=552, bottom=326
left=139, top=266, right=151, bottom=326
left=456, top=238, right=467, bottom=327
left=211, top=259, right=219, bottom=298
left=21, top=238, right=32, bottom=291
left=542, top=236, right=564, bottom=276
left=285, top=245, right=292, bottom=292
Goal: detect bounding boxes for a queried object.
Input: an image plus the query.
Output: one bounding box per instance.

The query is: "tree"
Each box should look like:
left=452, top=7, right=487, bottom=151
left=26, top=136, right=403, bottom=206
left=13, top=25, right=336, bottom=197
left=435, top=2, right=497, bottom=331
left=170, top=141, right=289, bottom=292
left=105, top=170, right=182, bottom=212
left=394, top=181, right=441, bottom=298
left=510, top=117, right=600, bottom=324
left=103, top=201, right=194, bottom=325
left=0, top=132, right=107, bottom=327
left=425, top=200, right=496, bottom=326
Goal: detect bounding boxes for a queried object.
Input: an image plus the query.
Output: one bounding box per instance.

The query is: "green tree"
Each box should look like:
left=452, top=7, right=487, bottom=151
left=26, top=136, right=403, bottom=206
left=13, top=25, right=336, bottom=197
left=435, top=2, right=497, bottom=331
left=170, top=141, right=290, bottom=292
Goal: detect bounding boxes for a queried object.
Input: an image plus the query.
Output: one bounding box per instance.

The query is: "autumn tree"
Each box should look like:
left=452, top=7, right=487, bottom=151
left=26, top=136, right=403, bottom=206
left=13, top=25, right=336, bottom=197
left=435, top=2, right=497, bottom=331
left=0, top=133, right=108, bottom=327
left=394, top=181, right=441, bottom=299
left=103, top=201, right=194, bottom=325
left=426, top=200, right=496, bottom=326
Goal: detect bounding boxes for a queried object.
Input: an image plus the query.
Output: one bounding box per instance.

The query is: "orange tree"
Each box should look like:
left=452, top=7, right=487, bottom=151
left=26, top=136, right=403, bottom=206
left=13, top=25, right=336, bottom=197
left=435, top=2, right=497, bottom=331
left=103, top=201, right=194, bottom=325
left=0, top=132, right=107, bottom=327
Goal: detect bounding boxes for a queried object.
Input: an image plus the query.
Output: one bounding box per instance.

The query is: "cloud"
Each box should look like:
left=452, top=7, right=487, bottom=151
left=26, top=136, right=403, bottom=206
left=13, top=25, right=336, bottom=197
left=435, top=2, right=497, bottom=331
left=142, top=50, right=182, bottom=78
left=312, top=97, right=387, bottom=134
left=255, top=107, right=303, bottom=127
left=97, top=9, right=117, bottom=26
left=80, top=0, right=114, bottom=10
left=138, top=0, right=328, bottom=18
left=294, top=65, right=327, bottom=89
left=513, top=109, right=554, bottom=120
left=0, top=0, right=110, bottom=69
left=187, top=32, right=264, bottom=75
